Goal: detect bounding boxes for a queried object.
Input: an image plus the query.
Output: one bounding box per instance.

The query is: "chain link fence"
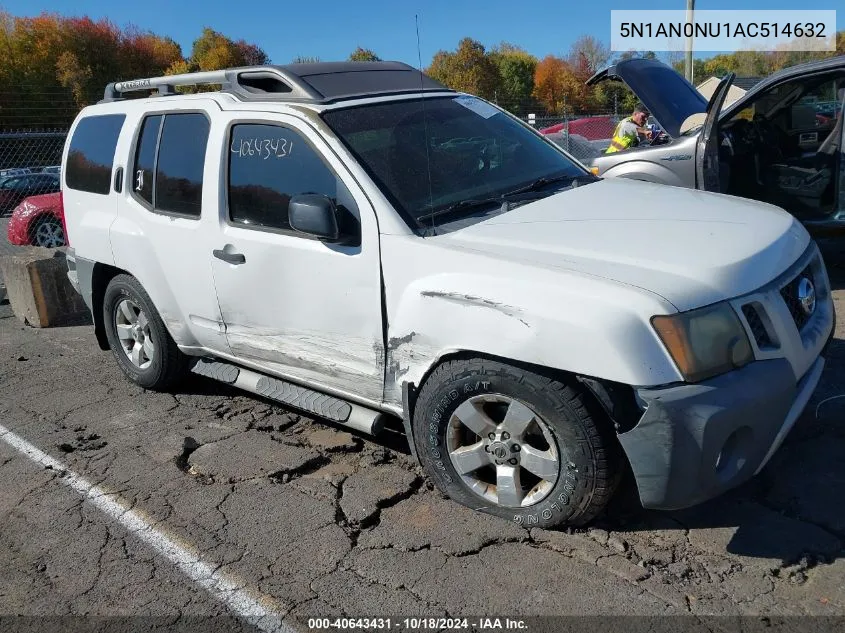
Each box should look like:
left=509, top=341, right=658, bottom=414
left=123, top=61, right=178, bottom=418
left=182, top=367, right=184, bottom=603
left=0, top=130, right=67, bottom=248
left=521, top=113, right=622, bottom=164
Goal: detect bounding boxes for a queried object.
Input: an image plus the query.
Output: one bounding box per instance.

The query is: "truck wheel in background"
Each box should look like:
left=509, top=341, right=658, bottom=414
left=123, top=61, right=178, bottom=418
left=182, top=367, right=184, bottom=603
left=103, top=274, right=188, bottom=390
left=413, top=358, right=622, bottom=528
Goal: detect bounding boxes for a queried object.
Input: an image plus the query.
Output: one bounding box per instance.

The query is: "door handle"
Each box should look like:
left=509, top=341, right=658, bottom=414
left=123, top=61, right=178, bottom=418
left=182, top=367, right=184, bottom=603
left=213, top=248, right=246, bottom=265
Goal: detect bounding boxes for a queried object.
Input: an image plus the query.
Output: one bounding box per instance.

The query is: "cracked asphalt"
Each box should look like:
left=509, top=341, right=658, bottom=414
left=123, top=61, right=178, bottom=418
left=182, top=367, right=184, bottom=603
left=0, top=249, right=844, bottom=631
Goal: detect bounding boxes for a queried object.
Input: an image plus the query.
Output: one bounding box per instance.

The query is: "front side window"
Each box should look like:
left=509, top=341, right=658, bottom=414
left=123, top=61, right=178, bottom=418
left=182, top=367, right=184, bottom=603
left=227, top=123, right=356, bottom=233
left=66, top=114, right=125, bottom=195
left=131, top=112, right=209, bottom=217
left=321, top=96, right=588, bottom=230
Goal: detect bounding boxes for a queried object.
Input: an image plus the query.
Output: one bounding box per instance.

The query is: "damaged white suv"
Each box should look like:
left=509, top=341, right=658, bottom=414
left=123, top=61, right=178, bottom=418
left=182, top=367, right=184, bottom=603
left=63, top=62, right=835, bottom=527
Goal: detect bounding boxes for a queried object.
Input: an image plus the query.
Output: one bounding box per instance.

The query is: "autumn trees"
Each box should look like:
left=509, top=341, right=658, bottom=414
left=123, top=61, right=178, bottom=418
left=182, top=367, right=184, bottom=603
left=1, top=9, right=844, bottom=130
left=426, top=36, right=630, bottom=116
left=0, top=13, right=269, bottom=128
left=349, top=47, right=381, bottom=62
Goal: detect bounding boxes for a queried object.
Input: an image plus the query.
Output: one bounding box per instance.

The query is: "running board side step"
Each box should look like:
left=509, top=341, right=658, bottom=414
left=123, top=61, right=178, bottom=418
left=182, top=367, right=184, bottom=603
left=191, top=358, right=385, bottom=436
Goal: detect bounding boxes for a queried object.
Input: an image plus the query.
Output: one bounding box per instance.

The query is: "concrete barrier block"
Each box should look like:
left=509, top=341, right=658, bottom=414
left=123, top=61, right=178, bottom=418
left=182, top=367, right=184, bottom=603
left=0, top=248, right=90, bottom=327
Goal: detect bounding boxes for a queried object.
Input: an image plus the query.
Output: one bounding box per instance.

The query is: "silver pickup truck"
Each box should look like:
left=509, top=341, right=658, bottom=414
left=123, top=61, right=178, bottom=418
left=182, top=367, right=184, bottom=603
left=588, top=56, right=845, bottom=239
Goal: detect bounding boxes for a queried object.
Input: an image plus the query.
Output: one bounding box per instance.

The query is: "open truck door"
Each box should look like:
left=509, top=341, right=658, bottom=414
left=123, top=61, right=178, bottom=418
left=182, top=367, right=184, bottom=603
left=695, top=73, right=735, bottom=192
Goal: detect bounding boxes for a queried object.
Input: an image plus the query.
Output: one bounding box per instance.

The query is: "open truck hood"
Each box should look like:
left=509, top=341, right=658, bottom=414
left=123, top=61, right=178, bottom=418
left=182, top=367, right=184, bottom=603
left=589, top=56, right=845, bottom=137
left=587, top=58, right=709, bottom=138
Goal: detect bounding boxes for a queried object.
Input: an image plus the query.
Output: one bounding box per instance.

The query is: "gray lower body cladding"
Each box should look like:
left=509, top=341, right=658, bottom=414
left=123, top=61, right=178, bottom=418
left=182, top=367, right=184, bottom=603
left=619, top=357, right=824, bottom=510
left=66, top=248, right=95, bottom=312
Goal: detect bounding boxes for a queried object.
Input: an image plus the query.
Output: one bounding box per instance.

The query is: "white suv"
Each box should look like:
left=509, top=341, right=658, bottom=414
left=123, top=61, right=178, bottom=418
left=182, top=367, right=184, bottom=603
left=62, top=62, right=835, bottom=527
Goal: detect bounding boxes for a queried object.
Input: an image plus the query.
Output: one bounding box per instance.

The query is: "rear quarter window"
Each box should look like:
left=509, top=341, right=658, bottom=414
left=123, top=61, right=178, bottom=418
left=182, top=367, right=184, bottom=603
left=66, top=114, right=125, bottom=195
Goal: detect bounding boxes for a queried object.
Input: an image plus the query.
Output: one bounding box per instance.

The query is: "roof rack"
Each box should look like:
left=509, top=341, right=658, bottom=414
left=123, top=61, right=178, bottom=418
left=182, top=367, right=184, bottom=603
left=102, top=61, right=452, bottom=104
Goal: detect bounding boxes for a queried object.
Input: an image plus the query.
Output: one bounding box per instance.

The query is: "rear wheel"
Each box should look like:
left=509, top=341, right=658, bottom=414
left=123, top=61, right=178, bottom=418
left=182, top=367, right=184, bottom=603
left=103, top=275, right=188, bottom=390
left=31, top=216, right=65, bottom=248
left=413, top=358, right=622, bottom=528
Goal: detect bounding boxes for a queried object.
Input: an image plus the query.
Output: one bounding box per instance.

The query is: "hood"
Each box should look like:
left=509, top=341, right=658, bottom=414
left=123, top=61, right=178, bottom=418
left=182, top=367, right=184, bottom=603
left=587, top=58, right=708, bottom=137
left=435, top=179, right=809, bottom=312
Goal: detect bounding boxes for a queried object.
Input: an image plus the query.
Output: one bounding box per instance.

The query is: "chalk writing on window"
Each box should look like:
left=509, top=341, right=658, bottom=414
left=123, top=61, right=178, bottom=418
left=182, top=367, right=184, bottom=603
left=231, top=137, right=294, bottom=159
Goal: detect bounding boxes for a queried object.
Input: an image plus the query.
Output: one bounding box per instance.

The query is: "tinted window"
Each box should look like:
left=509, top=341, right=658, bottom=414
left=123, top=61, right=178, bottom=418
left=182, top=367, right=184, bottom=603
left=66, top=114, right=125, bottom=195
left=228, top=123, right=355, bottom=232
left=155, top=113, right=209, bottom=216
left=322, top=96, right=586, bottom=229
left=133, top=115, right=162, bottom=206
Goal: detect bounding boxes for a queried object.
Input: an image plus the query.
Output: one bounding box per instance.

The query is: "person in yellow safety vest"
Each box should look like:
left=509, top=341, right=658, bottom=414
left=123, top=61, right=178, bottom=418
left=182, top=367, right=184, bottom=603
left=606, top=103, right=653, bottom=153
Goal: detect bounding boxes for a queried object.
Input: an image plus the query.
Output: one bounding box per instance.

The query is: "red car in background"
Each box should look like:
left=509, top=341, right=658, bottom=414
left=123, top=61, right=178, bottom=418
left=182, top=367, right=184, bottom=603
left=539, top=115, right=616, bottom=140
left=6, top=192, right=66, bottom=248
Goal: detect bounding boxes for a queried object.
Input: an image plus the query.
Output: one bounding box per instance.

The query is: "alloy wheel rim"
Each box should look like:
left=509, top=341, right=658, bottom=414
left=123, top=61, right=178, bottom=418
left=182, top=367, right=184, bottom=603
left=35, top=220, right=64, bottom=248
left=446, top=393, right=560, bottom=508
left=115, top=299, right=155, bottom=369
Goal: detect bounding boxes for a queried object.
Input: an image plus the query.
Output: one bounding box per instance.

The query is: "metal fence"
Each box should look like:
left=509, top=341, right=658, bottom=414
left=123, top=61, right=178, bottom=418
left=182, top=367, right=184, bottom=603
left=0, top=130, right=67, bottom=248
left=522, top=113, right=621, bottom=164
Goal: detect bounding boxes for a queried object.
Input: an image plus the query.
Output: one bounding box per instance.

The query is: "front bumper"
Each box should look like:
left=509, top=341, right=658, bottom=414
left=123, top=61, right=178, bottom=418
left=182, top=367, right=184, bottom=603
left=618, top=357, right=825, bottom=510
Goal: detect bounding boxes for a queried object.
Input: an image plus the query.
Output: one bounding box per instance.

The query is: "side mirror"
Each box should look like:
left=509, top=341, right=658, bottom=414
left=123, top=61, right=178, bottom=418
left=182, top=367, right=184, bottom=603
left=289, top=194, right=340, bottom=241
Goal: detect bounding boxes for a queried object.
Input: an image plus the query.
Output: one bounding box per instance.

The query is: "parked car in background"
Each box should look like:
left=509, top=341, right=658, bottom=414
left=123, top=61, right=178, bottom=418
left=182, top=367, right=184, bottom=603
left=0, top=172, right=60, bottom=214
left=0, top=167, right=33, bottom=178
left=539, top=116, right=616, bottom=140
left=6, top=192, right=65, bottom=248
left=543, top=131, right=609, bottom=164
left=586, top=56, right=845, bottom=238
left=40, top=165, right=61, bottom=175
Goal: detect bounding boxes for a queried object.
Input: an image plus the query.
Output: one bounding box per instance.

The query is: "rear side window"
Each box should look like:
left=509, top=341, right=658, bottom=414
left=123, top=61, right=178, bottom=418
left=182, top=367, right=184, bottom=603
left=66, top=114, right=125, bottom=195
left=133, top=115, right=161, bottom=206
left=132, top=112, right=209, bottom=218
left=228, top=123, right=355, bottom=232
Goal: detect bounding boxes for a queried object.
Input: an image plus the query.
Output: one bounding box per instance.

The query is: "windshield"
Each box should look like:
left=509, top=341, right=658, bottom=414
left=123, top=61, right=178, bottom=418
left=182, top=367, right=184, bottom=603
left=321, top=96, right=587, bottom=230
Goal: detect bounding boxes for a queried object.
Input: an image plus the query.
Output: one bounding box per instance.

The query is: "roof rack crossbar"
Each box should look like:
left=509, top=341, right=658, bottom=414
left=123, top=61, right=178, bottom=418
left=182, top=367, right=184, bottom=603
left=101, top=62, right=452, bottom=104
left=102, top=66, right=322, bottom=102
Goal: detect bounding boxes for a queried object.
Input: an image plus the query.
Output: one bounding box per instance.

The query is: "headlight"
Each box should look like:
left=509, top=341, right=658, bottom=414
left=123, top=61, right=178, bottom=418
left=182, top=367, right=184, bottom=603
left=651, top=303, right=753, bottom=383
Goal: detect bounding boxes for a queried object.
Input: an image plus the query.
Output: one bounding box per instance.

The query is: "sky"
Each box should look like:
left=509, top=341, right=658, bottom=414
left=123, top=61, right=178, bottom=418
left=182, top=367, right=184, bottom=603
left=1, top=0, right=843, bottom=66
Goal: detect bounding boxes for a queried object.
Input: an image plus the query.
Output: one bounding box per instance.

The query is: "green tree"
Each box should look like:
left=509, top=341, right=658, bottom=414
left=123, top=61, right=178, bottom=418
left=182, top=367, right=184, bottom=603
left=348, top=47, right=380, bottom=62
left=489, top=43, right=537, bottom=114
left=426, top=38, right=499, bottom=100
left=190, top=27, right=243, bottom=71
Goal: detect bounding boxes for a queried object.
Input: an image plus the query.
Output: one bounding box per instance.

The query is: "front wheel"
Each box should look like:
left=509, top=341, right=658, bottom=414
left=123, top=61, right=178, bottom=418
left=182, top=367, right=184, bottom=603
left=102, top=274, right=188, bottom=390
left=413, top=358, right=622, bottom=528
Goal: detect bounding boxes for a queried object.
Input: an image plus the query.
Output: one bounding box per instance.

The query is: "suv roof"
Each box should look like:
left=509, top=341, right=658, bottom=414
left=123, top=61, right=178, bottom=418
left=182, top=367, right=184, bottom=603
left=103, top=61, right=453, bottom=105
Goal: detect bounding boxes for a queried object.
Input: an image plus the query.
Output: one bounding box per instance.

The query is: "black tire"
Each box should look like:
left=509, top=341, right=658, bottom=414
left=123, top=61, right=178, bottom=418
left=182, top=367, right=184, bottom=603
left=413, top=358, right=622, bottom=528
left=102, top=274, right=188, bottom=390
left=31, top=216, right=65, bottom=248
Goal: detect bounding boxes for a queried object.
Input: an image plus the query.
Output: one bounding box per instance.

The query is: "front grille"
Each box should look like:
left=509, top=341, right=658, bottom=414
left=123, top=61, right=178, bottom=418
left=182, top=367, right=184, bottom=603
left=780, top=264, right=814, bottom=331
left=742, top=304, right=774, bottom=348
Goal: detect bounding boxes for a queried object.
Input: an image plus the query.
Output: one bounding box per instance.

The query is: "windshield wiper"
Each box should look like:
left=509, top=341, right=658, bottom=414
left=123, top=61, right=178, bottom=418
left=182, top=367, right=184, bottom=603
left=414, top=173, right=596, bottom=228
left=415, top=197, right=506, bottom=225
left=503, top=173, right=587, bottom=197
